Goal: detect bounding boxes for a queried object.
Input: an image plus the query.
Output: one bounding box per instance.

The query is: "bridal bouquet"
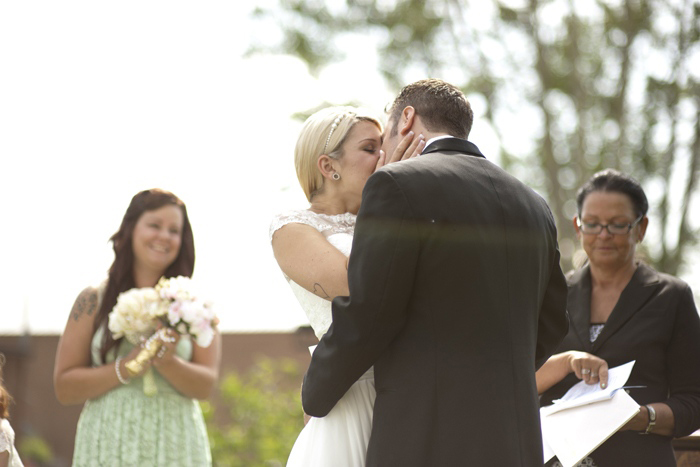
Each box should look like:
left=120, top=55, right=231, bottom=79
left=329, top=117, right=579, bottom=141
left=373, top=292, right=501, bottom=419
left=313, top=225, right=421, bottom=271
left=108, top=276, right=217, bottom=395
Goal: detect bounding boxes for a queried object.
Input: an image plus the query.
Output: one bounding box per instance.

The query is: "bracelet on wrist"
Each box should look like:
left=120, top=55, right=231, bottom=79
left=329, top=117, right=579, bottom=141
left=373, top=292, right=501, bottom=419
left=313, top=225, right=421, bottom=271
left=115, top=356, right=131, bottom=385
left=642, top=404, right=656, bottom=434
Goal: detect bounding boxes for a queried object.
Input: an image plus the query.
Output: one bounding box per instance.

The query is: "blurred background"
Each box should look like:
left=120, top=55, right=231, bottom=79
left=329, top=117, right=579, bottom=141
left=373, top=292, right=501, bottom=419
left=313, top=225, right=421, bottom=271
left=1, top=0, right=698, bottom=465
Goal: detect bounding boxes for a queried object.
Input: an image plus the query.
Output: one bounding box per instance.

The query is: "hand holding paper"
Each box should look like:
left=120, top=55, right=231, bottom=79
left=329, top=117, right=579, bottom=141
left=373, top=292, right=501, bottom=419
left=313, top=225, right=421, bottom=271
left=541, top=361, right=641, bottom=467
left=544, top=360, right=636, bottom=415
left=567, top=351, right=609, bottom=388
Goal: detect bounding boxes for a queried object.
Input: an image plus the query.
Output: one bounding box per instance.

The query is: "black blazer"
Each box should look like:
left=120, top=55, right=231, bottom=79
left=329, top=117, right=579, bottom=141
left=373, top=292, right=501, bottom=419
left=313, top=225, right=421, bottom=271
left=541, top=263, right=700, bottom=467
left=302, top=138, right=569, bottom=466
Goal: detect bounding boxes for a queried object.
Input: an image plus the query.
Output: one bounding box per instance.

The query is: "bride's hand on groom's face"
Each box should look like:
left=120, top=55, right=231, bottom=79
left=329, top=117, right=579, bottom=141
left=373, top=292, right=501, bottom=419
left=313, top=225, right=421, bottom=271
left=376, top=131, right=426, bottom=171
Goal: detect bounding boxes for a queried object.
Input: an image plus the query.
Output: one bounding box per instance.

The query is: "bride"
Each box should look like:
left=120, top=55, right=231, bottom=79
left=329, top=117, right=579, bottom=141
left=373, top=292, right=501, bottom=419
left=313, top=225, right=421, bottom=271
left=269, top=106, right=424, bottom=466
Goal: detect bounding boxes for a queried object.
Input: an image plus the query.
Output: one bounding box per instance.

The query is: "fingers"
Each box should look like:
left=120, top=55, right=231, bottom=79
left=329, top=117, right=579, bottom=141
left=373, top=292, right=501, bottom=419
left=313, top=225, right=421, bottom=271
left=596, top=362, right=609, bottom=389
left=584, top=358, right=608, bottom=388
left=388, top=131, right=426, bottom=164
left=153, top=329, right=179, bottom=365
left=387, top=131, right=414, bottom=163
left=402, top=132, right=426, bottom=160
left=569, top=352, right=586, bottom=380
left=375, top=149, right=388, bottom=171
left=576, top=366, right=590, bottom=382
left=570, top=352, right=609, bottom=388
left=153, top=342, right=174, bottom=366
left=162, top=327, right=178, bottom=342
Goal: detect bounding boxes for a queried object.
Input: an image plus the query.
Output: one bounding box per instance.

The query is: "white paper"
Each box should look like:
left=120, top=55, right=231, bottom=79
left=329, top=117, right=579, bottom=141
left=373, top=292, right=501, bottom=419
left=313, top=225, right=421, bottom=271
left=541, top=388, right=640, bottom=467
left=542, top=434, right=556, bottom=464
left=543, top=360, right=636, bottom=415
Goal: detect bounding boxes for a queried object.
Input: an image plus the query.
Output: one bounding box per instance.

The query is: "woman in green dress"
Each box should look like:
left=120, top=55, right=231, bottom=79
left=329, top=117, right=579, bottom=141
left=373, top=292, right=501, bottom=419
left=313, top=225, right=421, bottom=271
left=54, top=188, right=221, bottom=466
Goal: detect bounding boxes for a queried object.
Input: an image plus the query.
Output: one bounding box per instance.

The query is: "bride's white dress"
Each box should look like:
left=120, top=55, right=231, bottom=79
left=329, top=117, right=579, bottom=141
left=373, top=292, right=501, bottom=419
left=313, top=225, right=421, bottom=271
left=270, top=209, right=375, bottom=467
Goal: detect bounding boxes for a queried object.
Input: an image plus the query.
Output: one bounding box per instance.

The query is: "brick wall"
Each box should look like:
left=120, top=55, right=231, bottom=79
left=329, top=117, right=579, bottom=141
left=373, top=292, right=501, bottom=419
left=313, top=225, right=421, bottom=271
left=0, top=329, right=316, bottom=466
left=3, top=331, right=700, bottom=466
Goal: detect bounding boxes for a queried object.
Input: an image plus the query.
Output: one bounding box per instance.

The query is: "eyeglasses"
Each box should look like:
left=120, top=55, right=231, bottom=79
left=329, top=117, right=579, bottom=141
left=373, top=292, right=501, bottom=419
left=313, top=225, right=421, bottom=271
left=577, top=216, right=643, bottom=235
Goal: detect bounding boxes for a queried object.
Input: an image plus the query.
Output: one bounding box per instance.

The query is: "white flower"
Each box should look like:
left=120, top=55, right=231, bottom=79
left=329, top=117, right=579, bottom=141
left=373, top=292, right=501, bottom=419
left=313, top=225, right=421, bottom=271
left=194, top=326, right=215, bottom=347
left=110, top=277, right=218, bottom=348
left=108, top=287, right=165, bottom=344
left=157, top=275, right=196, bottom=302
left=178, top=300, right=201, bottom=324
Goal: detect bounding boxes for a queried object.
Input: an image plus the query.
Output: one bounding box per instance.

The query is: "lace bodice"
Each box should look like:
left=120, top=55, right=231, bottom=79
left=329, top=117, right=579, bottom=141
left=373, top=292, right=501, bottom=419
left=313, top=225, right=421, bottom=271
left=270, top=209, right=356, bottom=339
left=0, top=419, right=23, bottom=467
left=269, top=209, right=356, bottom=239
left=0, top=419, right=14, bottom=456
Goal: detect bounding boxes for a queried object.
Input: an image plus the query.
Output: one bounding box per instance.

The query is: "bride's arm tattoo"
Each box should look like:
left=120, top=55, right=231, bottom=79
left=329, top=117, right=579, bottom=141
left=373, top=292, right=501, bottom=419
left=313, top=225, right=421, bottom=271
left=71, top=289, right=98, bottom=321
left=312, top=283, right=331, bottom=300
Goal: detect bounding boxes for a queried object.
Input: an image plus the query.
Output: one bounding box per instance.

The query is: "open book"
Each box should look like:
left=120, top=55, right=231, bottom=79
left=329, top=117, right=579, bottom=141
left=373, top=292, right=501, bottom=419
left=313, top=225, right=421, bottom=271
left=541, top=361, right=641, bottom=467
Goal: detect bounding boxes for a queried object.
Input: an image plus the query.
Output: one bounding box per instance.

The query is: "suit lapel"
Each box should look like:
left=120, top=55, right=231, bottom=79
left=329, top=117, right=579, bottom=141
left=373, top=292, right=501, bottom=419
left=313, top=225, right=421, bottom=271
left=421, top=138, right=485, bottom=158
left=568, top=266, right=594, bottom=352
left=591, top=263, right=660, bottom=352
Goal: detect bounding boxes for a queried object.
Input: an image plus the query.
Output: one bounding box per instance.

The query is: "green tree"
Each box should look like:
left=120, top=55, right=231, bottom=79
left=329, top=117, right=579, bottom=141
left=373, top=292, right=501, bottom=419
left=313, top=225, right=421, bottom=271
left=203, top=358, right=304, bottom=467
left=251, top=0, right=700, bottom=275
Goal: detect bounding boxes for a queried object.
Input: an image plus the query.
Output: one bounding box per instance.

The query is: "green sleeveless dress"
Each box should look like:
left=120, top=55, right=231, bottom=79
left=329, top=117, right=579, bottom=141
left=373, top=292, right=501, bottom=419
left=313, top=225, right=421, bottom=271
left=72, top=326, right=212, bottom=466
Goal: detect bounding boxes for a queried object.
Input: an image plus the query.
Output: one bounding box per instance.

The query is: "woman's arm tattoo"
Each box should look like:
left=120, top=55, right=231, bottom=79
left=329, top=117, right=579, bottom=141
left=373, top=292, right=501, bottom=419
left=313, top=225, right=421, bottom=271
left=71, top=289, right=98, bottom=321
left=312, top=283, right=331, bottom=300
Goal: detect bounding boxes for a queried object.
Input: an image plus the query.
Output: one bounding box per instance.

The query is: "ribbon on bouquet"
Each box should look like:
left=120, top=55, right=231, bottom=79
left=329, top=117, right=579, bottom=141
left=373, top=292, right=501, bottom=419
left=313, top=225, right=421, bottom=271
left=125, top=328, right=176, bottom=396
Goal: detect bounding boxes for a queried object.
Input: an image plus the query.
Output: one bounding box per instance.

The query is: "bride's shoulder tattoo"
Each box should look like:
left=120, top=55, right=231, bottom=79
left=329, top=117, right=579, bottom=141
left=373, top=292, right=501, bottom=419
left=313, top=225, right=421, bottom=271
left=71, top=287, right=98, bottom=322
left=312, top=283, right=331, bottom=300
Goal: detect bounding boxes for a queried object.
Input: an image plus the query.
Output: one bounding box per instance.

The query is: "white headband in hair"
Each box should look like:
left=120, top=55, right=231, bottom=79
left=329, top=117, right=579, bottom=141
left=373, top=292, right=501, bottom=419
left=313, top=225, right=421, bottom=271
left=322, top=113, right=351, bottom=155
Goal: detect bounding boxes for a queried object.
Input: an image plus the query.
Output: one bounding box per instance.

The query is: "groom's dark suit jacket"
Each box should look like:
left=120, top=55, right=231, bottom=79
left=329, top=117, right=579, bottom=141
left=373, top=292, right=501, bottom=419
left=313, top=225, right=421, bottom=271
left=302, top=138, right=569, bottom=466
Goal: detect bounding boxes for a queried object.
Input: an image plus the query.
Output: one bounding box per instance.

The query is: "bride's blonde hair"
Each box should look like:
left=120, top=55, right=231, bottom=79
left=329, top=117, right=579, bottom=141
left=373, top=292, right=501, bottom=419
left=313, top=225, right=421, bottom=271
left=295, top=106, right=382, bottom=201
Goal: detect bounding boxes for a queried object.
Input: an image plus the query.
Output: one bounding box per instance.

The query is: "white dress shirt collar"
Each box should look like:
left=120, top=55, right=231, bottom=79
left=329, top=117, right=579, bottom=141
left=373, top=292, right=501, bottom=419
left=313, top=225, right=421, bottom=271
left=421, top=134, right=456, bottom=154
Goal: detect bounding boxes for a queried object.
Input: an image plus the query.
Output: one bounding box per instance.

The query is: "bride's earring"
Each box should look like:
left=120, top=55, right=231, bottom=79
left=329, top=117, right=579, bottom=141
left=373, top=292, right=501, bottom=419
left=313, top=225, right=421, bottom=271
left=332, top=173, right=341, bottom=181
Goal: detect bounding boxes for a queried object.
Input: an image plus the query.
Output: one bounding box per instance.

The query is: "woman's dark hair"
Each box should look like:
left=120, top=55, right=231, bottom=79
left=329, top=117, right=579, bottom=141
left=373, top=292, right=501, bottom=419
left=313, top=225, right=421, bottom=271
left=97, top=188, right=195, bottom=362
left=0, top=354, right=11, bottom=419
left=576, top=169, right=648, bottom=218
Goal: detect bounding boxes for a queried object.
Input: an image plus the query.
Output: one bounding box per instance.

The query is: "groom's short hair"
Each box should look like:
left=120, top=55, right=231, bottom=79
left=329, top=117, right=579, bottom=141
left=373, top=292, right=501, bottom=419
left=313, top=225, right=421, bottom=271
left=387, top=79, right=473, bottom=139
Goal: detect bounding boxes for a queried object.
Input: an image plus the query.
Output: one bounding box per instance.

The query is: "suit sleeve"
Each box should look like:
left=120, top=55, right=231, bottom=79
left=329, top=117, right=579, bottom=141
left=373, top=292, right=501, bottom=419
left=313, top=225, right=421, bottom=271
left=664, top=283, right=700, bottom=437
left=302, top=170, right=419, bottom=417
left=534, top=206, right=569, bottom=369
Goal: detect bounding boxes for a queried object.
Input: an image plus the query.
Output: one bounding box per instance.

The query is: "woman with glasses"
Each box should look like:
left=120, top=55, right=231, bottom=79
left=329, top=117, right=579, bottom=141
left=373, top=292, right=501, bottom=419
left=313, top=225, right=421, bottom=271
left=537, top=169, right=700, bottom=466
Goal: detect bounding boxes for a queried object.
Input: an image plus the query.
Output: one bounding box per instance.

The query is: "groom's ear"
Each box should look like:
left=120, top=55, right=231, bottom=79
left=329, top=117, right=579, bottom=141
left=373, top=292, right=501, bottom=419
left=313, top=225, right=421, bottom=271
left=399, top=106, right=416, bottom=136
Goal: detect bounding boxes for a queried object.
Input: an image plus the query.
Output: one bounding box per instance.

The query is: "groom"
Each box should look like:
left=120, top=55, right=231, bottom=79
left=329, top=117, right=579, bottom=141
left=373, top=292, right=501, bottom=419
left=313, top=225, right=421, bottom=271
left=302, top=78, right=569, bottom=466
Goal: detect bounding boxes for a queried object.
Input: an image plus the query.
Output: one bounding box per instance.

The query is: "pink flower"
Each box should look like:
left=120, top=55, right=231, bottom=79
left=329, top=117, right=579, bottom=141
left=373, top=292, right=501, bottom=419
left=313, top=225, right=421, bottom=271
left=168, top=302, right=183, bottom=326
